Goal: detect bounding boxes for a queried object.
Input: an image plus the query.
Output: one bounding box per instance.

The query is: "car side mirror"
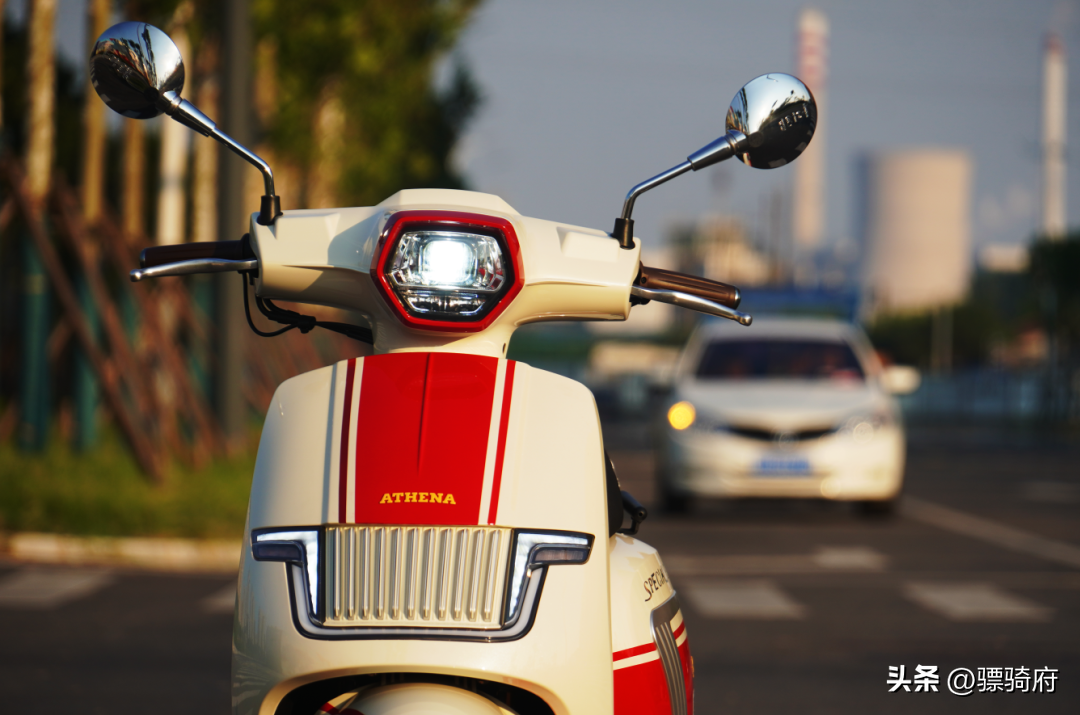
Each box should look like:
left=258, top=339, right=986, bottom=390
left=881, top=365, right=921, bottom=395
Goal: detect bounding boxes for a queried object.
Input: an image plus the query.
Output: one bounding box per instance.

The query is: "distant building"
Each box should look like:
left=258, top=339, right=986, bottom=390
left=860, top=150, right=973, bottom=314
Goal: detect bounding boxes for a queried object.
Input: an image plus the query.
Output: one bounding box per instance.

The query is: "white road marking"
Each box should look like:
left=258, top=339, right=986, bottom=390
left=1021, top=481, right=1079, bottom=504
left=665, top=545, right=887, bottom=576
left=201, top=584, right=237, bottom=614
left=903, top=582, right=1053, bottom=622
left=903, top=496, right=1080, bottom=569
left=0, top=568, right=112, bottom=609
left=683, top=579, right=805, bottom=619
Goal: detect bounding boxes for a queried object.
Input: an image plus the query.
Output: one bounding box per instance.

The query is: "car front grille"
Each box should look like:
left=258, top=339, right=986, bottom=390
left=323, top=525, right=512, bottom=629
left=724, top=424, right=836, bottom=442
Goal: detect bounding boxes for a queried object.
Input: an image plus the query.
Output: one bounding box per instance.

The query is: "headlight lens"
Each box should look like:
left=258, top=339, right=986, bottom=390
left=667, top=401, right=696, bottom=430
left=372, top=211, right=523, bottom=331
left=841, top=410, right=892, bottom=443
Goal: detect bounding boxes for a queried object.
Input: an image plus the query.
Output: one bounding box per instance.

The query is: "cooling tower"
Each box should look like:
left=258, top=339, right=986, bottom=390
left=863, top=150, right=972, bottom=312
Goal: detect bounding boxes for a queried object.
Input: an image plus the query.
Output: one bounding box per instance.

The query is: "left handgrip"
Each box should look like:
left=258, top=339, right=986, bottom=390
left=140, top=237, right=254, bottom=268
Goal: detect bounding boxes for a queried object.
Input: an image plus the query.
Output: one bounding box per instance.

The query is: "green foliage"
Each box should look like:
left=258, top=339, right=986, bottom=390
left=0, top=430, right=253, bottom=538
left=252, top=0, right=482, bottom=205
left=1029, top=232, right=1080, bottom=349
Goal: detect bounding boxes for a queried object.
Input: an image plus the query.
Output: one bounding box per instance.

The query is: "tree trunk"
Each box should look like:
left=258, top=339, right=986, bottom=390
left=20, top=0, right=56, bottom=451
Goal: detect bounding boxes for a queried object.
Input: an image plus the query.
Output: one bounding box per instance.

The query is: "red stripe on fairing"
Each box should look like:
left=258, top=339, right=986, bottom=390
left=486, top=361, right=516, bottom=524
left=672, top=621, right=685, bottom=640
left=612, top=641, right=657, bottom=662
left=338, top=359, right=357, bottom=524
left=352, top=353, right=498, bottom=525
left=613, top=657, right=671, bottom=715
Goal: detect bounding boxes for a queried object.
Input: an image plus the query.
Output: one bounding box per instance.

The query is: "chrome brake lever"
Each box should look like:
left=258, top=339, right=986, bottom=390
left=130, top=257, right=259, bottom=282
left=630, top=285, right=752, bottom=326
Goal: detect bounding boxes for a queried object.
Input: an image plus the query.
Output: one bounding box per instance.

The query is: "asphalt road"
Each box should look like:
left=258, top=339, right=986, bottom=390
left=1, top=427, right=1077, bottom=714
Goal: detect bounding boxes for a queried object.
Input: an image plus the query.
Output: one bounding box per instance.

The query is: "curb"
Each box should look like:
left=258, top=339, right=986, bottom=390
left=0, top=532, right=241, bottom=573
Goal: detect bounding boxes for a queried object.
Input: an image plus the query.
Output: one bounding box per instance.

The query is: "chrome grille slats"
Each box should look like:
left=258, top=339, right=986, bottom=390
left=654, top=620, right=687, bottom=715
left=324, top=525, right=511, bottom=629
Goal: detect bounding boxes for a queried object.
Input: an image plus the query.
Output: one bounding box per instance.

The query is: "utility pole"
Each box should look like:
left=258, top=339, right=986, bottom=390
left=216, top=0, right=252, bottom=447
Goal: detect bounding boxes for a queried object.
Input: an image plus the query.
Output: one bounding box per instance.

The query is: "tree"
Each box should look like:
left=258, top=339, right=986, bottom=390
left=251, top=0, right=481, bottom=207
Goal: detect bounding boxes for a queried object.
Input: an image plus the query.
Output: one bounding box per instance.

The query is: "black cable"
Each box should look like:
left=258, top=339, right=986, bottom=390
left=240, top=272, right=374, bottom=344
left=242, top=273, right=296, bottom=337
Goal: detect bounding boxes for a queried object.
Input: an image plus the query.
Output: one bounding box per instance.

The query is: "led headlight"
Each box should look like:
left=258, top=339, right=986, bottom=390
left=372, top=210, right=524, bottom=331
left=841, top=409, right=892, bottom=444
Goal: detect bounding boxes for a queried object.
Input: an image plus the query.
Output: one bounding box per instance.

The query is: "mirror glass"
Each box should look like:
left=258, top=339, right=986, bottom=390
left=89, top=21, right=185, bottom=119
left=726, top=73, right=816, bottom=169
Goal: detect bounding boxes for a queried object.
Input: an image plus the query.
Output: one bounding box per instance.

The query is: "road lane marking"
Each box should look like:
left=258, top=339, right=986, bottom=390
left=904, top=496, right=1080, bottom=569
left=903, top=582, right=1053, bottom=622
left=1021, top=481, right=1079, bottom=504
left=682, top=579, right=805, bottom=619
left=0, top=568, right=112, bottom=609
left=665, top=545, right=887, bottom=576
left=201, top=584, right=236, bottom=614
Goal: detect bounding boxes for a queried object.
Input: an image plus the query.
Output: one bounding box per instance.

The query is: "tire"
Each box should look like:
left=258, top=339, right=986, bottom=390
left=337, top=683, right=517, bottom=714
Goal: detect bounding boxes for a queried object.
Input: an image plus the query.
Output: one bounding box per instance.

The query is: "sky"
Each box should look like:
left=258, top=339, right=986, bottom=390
left=452, top=0, right=1080, bottom=260
left=36, top=0, right=1080, bottom=263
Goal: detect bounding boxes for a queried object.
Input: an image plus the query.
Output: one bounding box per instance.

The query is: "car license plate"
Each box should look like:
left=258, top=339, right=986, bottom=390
left=755, top=455, right=812, bottom=477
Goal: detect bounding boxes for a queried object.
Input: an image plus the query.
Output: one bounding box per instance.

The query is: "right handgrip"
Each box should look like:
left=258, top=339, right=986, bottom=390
left=140, top=238, right=255, bottom=268
left=635, top=264, right=741, bottom=309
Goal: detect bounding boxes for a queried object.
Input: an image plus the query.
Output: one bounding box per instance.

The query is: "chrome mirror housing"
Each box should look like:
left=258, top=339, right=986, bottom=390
left=88, top=21, right=184, bottom=119
left=89, top=21, right=282, bottom=224
left=612, top=72, right=817, bottom=248
left=725, top=73, right=816, bottom=169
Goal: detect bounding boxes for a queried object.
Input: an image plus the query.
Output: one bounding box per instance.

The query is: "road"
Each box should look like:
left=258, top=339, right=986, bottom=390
left=1, top=429, right=1077, bottom=714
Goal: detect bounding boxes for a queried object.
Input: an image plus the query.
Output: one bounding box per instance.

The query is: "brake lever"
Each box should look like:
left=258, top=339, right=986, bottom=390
left=130, top=257, right=259, bottom=282
left=630, top=285, right=752, bottom=326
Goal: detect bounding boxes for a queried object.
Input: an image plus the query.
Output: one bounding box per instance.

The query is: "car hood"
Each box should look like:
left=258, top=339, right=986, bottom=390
left=675, top=379, right=889, bottom=430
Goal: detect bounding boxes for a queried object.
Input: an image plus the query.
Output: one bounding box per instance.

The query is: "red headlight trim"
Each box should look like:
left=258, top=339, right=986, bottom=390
left=371, top=210, right=524, bottom=332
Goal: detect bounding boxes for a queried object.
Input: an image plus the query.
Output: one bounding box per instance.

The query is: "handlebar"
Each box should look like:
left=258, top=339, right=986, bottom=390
left=140, top=238, right=255, bottom=268
left=635, top=264, right=740, bottom=309
left=632, top=264, right=752, bottom=326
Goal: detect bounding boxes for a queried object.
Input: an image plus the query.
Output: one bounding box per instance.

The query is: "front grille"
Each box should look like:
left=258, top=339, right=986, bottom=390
left=725, top=425, right=836, bottom=442
left=323, top=525, right=512, bottom=629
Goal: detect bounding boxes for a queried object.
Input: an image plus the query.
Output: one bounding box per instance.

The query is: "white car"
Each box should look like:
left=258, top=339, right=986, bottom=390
left=658, top=317, right=917, bottom=515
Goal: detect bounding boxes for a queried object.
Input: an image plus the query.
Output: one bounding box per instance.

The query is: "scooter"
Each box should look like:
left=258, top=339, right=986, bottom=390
left=90, top=22, right=815, bottom=715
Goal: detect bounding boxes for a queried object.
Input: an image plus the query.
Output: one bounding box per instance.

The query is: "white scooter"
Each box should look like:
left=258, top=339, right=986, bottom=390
left=90, top=22, right=815, bottom=715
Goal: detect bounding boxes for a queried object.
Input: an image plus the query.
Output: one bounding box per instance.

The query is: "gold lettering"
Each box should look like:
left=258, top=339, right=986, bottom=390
left=405, top=492, right=417, bottom=503
left=393, top=492, right=403, bottom=503
left=419, top=493, right=429, bottom=503
left=379, top=493, right=393, bottom=504
left=444, top=493, right=456, bottom=505
left=431, top=493, right=443, bottom=503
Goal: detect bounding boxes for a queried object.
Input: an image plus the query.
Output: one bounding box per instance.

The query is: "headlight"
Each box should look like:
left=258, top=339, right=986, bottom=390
left=667, top=401, right=696, bottom=430
left=841, top=410, right=892, bottom=444
left=372, top=210, right=524, bottom=331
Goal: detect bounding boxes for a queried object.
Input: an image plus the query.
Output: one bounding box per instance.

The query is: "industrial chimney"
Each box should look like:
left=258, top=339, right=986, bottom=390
left=792, top=7, right=828, bottom=252
left=1041, top=33, right=1067, bottom=240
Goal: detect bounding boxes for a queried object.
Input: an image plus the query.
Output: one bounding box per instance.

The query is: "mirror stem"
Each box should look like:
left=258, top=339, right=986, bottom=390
left=612, top=160, right=691, bottom=249
left=163, top=90, right=282, bottom=225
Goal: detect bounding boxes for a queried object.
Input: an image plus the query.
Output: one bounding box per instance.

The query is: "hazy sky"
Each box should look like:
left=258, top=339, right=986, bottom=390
left=41, top=0, right=1080, bottom=261
left=454, top=0, right=1080, bottom=259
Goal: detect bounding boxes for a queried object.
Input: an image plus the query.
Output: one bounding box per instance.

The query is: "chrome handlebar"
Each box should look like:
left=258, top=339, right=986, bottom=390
left=630, top=285, right=753, bottom=326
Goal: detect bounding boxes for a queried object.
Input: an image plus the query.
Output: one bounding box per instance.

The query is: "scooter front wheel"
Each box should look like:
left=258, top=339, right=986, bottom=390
left=325, top=683, right=519, bottom=715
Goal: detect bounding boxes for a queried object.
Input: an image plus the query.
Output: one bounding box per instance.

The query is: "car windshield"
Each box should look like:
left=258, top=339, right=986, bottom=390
left=696, top=339, right=865, bottom=381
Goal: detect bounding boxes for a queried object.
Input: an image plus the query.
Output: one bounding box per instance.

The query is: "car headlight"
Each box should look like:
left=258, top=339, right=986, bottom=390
left=841, top=410, right=892, bottom=444
left=667, top=401, right=696, bottom=430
